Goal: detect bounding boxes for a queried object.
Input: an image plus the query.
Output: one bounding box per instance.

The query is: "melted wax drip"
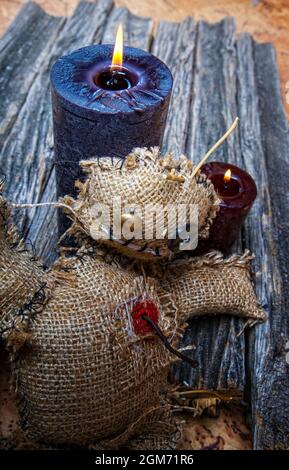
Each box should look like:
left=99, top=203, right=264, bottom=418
left=85, top=86, right=163, bottom=112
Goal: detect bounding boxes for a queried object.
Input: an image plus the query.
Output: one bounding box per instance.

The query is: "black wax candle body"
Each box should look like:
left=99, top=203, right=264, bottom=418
left=195, top=162, right=257, bottom=254
left=50, top=45, right=173, bottom=205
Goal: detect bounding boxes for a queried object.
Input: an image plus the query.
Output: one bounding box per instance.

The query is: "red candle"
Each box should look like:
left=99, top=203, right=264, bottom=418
left=195, top=162, right=257, bottom=254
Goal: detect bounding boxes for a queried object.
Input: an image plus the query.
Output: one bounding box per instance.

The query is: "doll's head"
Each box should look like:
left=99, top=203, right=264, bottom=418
left=62, top=147, right=220, bottom=261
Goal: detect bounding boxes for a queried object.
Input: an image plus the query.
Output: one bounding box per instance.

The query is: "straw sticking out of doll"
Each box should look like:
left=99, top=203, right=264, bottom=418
left=191, top=117, right=239, bottom=178
left=10, top=201, right=77, bottom=217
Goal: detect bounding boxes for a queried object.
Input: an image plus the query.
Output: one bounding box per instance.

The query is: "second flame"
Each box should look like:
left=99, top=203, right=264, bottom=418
left=224, top=169, right=231, bottom=183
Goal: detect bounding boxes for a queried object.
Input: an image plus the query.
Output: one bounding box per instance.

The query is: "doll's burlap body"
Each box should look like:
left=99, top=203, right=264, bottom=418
left=1, top=243, right=264, bottom=448
left=13, top=253, right=174, bottom=447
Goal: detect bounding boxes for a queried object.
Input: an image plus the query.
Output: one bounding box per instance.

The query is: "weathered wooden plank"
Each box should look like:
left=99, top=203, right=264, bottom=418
left=255, top=45, right=289, bottom=449
left=174, top=316, right=245, bottom=393
left=102, top=6, right=153, bottom=51
left=0, top=0, right=114, bottom=265
left=170, top=19, right=246, bottom=395
left=236, top=34, right=274, bottom=450
left=152, top=17, right=245, bottom=394
left=152, top=18, right=196, bottom=156
left=187, top=19, right=240, bottom=162
left=236, top=35, right=289, bottom=449
left=0, top=2, right=44, bottom=55
left=0, top=2, right=64, bottom=147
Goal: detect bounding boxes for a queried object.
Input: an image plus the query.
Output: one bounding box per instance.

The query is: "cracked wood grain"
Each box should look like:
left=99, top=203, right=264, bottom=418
left=102, top=5, right=153, bottom=50
left=164, top=18, right=246, bottom=395
left=0, top=2, right=64, bottom=147
left=237, top=34, right=289, bottom=449
left=152, top=17, right=196, bottom=156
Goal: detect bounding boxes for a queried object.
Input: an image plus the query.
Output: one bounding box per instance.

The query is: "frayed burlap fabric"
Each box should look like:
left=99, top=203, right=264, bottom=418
left=0, top=241, right=264, bottom=448
left=158, top=251, right=265, bottom=322
left=0, top=150, right=265, bottom=449
left=13, top=250, right=178, bottom=447
left=62, top=147, right=220, bottom=261
left=0, top=198, right=52, bottom=348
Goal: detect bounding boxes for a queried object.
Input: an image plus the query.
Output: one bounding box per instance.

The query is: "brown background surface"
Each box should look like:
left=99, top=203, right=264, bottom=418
left=0, top=0, right=288, bottom=119
left=0, top=0, right=287, bottom=451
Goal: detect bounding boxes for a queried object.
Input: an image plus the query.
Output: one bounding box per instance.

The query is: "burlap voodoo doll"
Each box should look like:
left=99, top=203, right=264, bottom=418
left=0, top=147, right=265, bottom=449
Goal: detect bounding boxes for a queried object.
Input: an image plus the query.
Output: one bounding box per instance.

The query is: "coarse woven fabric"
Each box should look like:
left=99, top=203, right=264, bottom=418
left=158, top=250, right=266, bottom=322
left=61, top=147, right=220, bottom=261
left=13, top=249, right=177, bottom=447
left=0, top=198, right=51, bottom=344
left=6, top=246, right=264, bottom=448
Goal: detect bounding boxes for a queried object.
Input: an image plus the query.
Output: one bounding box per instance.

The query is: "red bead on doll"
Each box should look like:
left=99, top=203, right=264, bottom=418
left=132, top=300, right=159, bottom=335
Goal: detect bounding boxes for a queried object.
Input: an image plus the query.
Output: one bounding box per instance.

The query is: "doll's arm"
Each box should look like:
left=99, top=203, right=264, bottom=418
left=0, top=193, right=50, bottom=347
left=158, top=251, right=265, bottom=326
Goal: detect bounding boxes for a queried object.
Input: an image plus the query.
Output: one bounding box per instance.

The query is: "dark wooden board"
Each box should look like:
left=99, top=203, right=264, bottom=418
left=102, top=6, right=153, bottom=50
left=253, top=42, right=289, bottom=450
left=0, top=2, right=64, bottom=147
left=152, top=17, right=196, bottom=157
left=236, top=35, right=289, bottom=450
left=0, top=0, right=289, bottom=449
left=154, top=17, right=246, bottom=396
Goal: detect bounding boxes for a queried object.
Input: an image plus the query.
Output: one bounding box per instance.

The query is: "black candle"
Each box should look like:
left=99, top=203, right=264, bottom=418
left=195, top=162, right=257, bottom=254
left=50, top=27, right=173, bottom=232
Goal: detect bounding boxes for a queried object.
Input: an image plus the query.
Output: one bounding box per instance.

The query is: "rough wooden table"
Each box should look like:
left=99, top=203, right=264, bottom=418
left=0, top=0, right=289, bottom=450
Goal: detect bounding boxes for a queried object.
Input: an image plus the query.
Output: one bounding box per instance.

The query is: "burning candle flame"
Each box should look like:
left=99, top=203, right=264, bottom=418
left=224, top=169, right=232, bottom=183
left=111, top=23, right=123, bottom=69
